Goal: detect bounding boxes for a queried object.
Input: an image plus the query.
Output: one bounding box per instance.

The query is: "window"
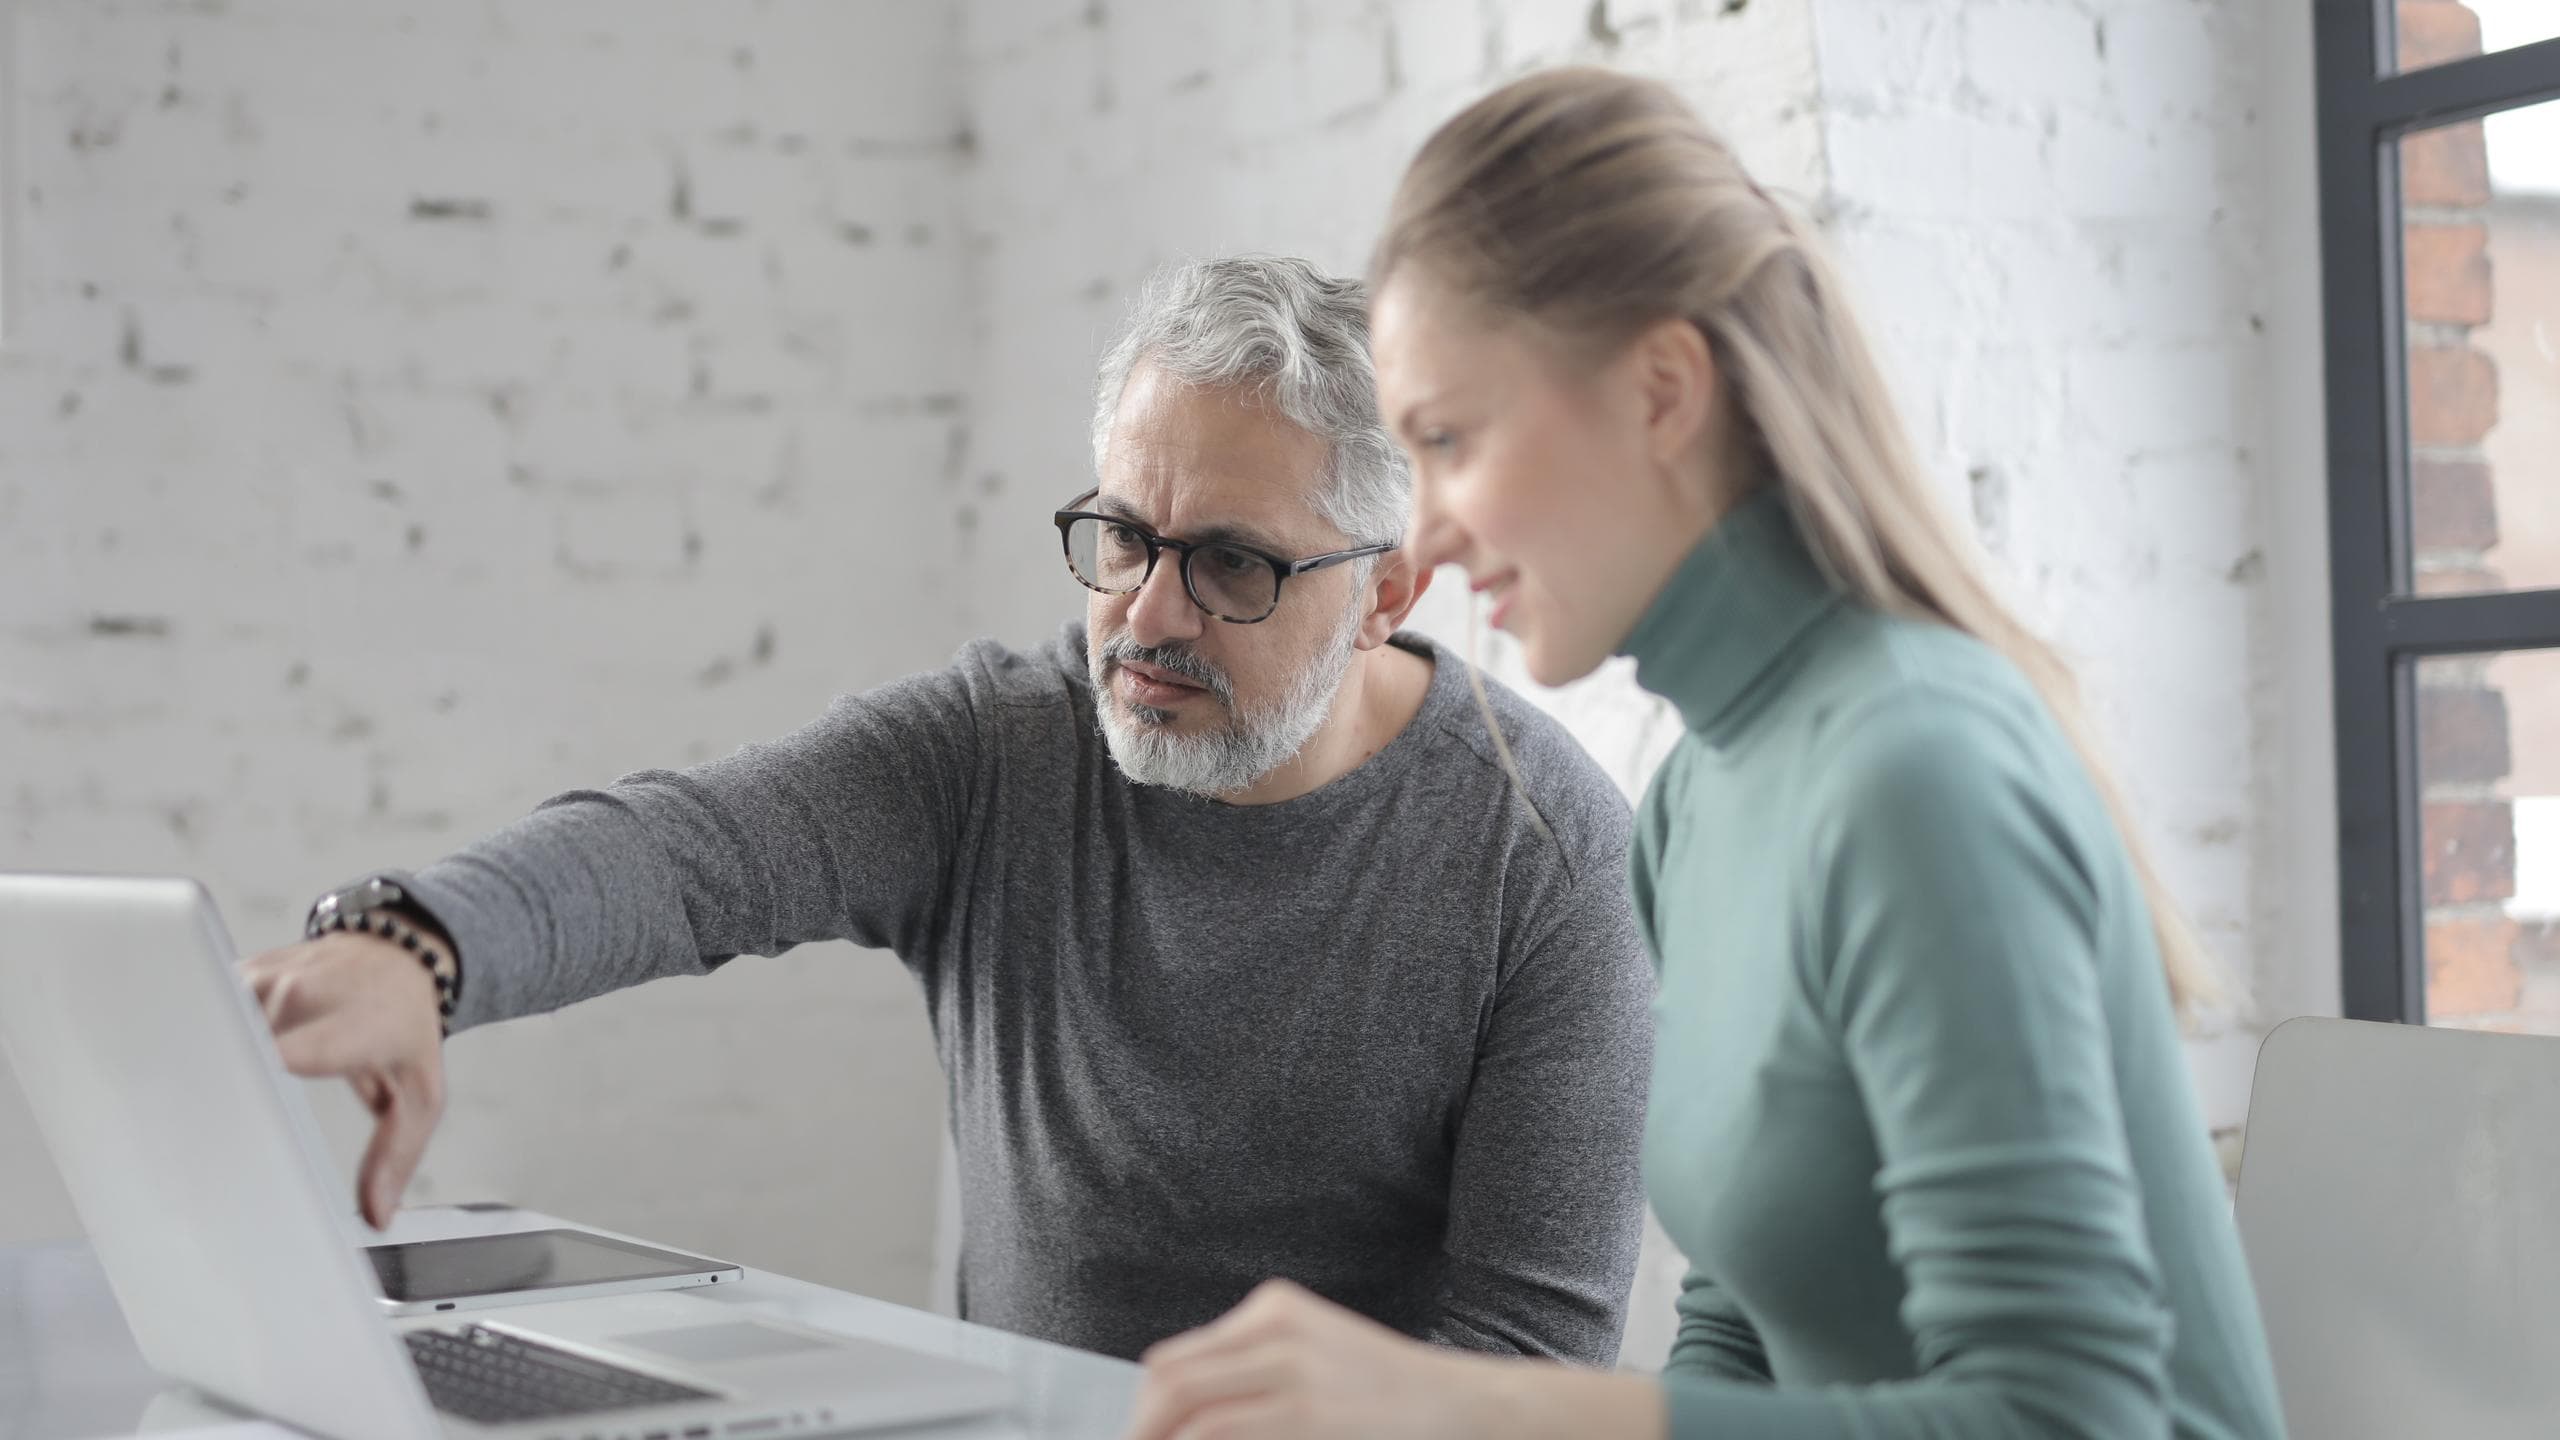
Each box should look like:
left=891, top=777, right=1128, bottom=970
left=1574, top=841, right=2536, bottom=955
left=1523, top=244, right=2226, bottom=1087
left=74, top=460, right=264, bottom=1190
left=2322, top=1, right=2560, bottom=1029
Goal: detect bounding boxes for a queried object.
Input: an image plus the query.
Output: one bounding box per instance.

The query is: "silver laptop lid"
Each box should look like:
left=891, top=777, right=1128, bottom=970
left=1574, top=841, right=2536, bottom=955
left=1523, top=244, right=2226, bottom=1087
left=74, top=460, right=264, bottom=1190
left=0, top=873, right=441, bottom=1440
left=2235, top=1015, right=2560, bottom=1440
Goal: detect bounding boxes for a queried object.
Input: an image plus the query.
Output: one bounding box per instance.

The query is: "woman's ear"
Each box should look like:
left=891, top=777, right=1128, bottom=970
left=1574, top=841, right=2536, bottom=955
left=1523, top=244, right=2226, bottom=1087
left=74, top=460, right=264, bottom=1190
left=1630, top=316, right=1717, bottom=479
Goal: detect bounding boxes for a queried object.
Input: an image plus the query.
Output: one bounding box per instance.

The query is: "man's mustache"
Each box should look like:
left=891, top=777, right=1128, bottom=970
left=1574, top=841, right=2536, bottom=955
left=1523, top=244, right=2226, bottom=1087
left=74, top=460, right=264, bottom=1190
left=1099, top=633, right=1235, bottom=707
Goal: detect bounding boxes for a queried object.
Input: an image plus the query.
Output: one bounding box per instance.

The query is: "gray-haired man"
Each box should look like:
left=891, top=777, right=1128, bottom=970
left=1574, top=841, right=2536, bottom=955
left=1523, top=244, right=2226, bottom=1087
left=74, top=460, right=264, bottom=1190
left=246, top=257, right=1655, bottom=1364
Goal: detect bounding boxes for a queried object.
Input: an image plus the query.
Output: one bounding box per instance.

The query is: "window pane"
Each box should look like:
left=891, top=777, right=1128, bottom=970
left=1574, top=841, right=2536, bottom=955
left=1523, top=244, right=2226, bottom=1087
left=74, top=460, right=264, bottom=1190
left=2418, top=649, right=2560, bottom=1033
left=2397, top=95, right=2560, bottom=594
left=2394, top=0, right=2560, bottom=74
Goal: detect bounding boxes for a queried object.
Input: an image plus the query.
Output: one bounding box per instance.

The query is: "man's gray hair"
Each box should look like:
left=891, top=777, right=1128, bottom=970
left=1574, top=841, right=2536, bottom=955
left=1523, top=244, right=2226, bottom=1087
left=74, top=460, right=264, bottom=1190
left=1090, top=255, right=1411, bottom=548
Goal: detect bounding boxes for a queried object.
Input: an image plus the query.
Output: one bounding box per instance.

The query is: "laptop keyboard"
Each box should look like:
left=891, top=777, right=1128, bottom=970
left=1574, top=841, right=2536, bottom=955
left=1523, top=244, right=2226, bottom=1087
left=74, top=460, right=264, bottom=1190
left=405, top=1325, right=718, bottom=1424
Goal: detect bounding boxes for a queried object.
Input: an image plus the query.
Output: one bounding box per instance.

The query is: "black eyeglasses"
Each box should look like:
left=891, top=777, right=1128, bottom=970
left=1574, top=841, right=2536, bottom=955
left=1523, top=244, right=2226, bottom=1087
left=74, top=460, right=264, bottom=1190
left=1052, top=490, right=1397, bottom=624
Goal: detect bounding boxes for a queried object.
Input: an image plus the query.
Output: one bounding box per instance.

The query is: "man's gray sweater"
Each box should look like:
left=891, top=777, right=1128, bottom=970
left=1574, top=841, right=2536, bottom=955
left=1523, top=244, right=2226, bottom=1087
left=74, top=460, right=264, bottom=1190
left=400, top=624, right=1654, bottom=1363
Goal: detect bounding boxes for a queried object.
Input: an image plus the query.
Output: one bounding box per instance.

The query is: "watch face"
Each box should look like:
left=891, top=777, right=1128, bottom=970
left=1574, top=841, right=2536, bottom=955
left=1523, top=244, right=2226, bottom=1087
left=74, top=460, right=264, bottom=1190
left=313, top=876, right=405, bottom=928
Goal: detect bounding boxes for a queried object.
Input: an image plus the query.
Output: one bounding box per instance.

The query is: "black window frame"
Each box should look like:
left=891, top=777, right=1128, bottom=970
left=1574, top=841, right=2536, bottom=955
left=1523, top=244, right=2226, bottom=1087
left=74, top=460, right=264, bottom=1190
left=2318, top=1, right=2560, bottom=1021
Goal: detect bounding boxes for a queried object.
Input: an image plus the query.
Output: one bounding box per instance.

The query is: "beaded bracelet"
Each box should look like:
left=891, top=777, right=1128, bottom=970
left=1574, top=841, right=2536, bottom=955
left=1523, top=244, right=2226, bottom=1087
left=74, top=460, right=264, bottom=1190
left=313, top=908, right=459, bottom=1037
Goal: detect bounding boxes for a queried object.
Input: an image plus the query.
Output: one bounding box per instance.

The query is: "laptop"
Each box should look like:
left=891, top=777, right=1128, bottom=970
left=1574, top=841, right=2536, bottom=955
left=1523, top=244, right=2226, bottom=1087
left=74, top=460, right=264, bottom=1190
left=0, top=873, right=1012, bottom=1440
left=2234, top=1015, right=2560, bottom=1439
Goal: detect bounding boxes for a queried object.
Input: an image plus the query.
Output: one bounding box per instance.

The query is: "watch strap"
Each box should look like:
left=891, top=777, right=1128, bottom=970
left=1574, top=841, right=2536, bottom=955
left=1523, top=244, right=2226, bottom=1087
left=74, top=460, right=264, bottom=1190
left=306, top=878, right=461, bottom=1037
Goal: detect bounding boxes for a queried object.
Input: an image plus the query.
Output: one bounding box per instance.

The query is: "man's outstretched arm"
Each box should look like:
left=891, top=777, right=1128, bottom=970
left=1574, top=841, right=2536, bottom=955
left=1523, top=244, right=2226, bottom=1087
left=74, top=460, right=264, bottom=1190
left=245, top=655, right=989, bottom=1224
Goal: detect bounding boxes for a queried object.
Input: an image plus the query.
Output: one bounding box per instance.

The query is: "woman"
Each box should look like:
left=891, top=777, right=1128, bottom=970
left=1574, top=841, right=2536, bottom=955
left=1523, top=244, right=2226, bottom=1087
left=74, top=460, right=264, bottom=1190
left=1123, top=68, right=2286, bottom=1440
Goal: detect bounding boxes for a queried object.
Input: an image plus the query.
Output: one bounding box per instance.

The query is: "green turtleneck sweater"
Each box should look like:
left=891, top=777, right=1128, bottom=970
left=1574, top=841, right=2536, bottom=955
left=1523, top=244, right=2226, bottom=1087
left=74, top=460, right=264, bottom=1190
left=1620, top=490, right=2285, bottom=1439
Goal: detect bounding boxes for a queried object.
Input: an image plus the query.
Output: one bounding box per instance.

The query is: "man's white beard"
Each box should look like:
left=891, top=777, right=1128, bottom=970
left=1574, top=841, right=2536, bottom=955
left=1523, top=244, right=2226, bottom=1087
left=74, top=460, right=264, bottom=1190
left=1090, top=602, right=1364, bottom=798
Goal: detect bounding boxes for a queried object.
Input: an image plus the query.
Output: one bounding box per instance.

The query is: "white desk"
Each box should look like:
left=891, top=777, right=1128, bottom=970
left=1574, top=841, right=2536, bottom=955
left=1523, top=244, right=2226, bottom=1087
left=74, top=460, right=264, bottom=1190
left=0, top=1206, right=1139, bottom=1440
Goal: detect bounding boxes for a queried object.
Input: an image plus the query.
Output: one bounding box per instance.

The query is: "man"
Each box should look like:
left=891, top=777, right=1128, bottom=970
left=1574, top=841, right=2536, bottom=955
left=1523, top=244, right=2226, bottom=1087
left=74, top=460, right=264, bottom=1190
left=248, top=256, right=1654, bottom=1364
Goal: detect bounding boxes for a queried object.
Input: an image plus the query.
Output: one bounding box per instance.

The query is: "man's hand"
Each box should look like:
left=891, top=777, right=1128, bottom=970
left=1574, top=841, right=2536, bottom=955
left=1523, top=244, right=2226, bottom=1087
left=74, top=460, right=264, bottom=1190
left=240, top=933, right=449, bottom=1229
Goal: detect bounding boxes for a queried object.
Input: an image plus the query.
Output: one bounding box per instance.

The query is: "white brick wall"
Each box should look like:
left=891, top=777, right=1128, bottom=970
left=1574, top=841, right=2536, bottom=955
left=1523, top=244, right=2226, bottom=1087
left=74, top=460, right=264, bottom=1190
left=0, top=0, right=973, bottom=1305
left=1812, top=0, right=2331, bottom=1113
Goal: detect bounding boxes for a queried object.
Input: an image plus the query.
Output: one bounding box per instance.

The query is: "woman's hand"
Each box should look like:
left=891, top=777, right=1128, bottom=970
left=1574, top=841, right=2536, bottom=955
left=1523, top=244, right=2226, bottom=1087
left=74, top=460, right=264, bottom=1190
left=1123, top=1280, right=1665, bottom=1440
left=1124, top=1280, right=1499, bottom=1440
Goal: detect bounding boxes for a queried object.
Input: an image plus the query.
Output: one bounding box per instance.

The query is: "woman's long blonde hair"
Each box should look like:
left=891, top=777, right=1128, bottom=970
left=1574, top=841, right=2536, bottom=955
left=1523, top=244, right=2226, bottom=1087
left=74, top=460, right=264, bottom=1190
left=1375, top=67, right=2228, bottom=1017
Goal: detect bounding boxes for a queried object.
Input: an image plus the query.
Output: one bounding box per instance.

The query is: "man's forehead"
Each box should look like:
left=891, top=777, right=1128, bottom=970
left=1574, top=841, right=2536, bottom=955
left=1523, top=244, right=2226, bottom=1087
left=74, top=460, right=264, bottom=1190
left=1097, top=370, right=1334, bottom=545
left=1091, top=471, right=1308, bottom=553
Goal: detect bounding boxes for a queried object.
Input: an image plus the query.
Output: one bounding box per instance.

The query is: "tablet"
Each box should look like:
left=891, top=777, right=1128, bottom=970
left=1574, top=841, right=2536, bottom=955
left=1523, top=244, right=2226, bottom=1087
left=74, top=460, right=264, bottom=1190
left=366, top=1227, right=745, bottom=1316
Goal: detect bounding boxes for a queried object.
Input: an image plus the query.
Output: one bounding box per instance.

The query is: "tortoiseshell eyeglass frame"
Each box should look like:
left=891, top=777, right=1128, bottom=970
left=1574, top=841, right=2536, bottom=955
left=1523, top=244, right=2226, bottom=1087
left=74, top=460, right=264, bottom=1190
left=1052, top=488, right=1397, bottom=624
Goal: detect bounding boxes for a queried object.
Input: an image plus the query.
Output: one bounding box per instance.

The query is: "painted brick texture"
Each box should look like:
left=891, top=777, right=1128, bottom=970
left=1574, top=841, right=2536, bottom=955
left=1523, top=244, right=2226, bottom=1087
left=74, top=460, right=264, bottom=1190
left=0, top=0, right=972, bottom=1303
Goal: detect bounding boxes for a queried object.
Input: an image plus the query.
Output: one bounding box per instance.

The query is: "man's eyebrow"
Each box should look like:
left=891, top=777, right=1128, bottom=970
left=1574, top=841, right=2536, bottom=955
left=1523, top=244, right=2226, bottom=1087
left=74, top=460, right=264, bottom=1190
left=1094, top=494, right=1291, bottom=554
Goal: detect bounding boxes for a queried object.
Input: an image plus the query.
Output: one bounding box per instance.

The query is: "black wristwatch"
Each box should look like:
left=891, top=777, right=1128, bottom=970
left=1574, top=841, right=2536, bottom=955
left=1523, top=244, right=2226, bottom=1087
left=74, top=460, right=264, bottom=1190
left=306, top=876, right=462, bottom=1033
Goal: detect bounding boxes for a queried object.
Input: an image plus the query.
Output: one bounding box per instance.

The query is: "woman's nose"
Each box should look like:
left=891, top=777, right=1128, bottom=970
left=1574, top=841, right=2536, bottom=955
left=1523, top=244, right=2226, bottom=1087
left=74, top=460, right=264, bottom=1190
left=1405, top=494, right=1466, bottom=575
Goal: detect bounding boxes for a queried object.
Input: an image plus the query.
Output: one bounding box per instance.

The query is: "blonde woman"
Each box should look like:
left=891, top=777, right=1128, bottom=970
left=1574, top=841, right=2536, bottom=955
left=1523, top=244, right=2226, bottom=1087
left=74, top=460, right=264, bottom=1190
left=1124, top=69, right=2286, bottom=1440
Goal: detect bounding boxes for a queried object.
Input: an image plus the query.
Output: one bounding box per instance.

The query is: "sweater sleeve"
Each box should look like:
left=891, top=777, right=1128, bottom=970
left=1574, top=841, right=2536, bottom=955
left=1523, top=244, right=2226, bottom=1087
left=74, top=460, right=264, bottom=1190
left=1425, top=872, right=1654, bottom=1364
left=397, top=655, right=984, bottom=1032
left=1665, top=1262, right=1776, bottom=1384
left=1660, top=693, right=2174, bottom=1439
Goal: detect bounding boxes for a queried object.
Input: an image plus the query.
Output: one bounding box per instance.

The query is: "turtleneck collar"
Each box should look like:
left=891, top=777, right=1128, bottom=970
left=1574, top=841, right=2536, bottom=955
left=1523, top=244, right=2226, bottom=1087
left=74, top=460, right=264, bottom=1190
left=1616, top=485, right=1844, bottom=745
